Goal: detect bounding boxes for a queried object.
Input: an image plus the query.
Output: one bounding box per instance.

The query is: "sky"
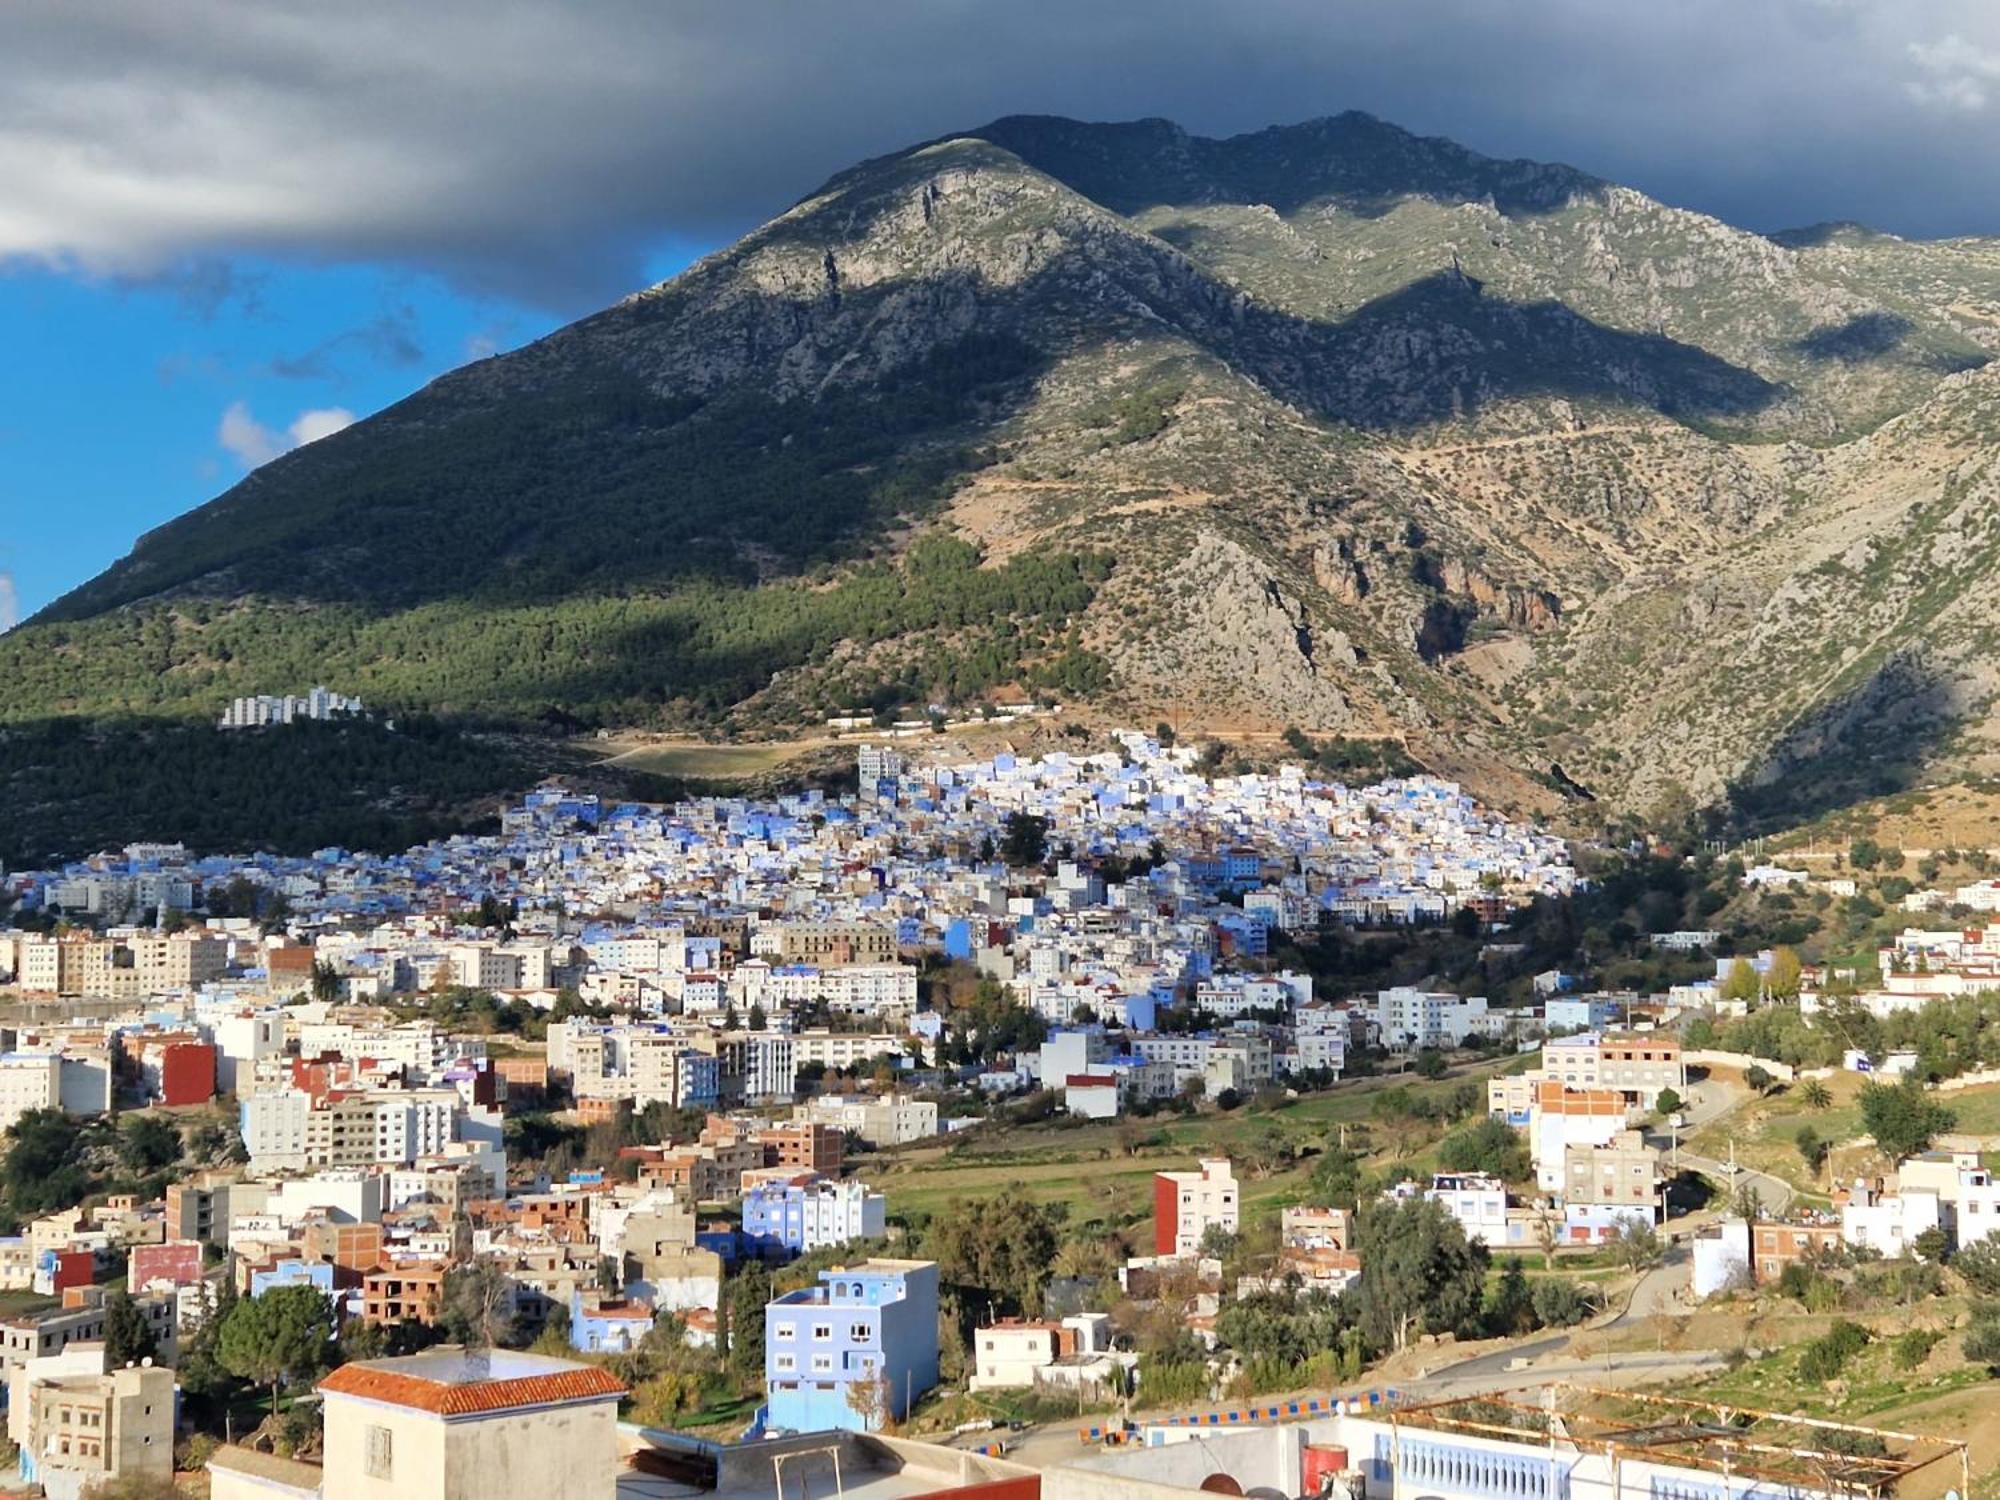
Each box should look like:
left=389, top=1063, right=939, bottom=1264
left=8, top=0, right=2000, bottom=621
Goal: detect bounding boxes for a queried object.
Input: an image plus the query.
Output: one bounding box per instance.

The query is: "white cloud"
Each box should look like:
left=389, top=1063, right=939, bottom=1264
left=288, top=407, right=355, bottom=445
left=217, top=400, right=355, bottom=470
left=1907, top=33, right=2000, bottom=110
left=217, top=400, right=286, bottom=469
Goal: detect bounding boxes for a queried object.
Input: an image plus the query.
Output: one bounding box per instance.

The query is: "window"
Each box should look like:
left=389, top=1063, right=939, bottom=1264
left=775, top=1354, right=796, bottom=1372
left=365, top=1424, right=394, bottom=1479
left=812, top=1324, right=832, bottom=1341
left=850, top=1323, right=871, bottom=1341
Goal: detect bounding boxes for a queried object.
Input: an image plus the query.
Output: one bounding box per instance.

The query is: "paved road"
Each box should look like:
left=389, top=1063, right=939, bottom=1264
left=1407, top=1347, right=1728, bottom=1398
left=1642, top=1077, right=1797, bottom=1214
left=1674, top=1149, right=1795, bottom=1214
left=1417, top=1334, right=1574, bottom=1384
left=1607, top=1246, right=1691, bottom=1325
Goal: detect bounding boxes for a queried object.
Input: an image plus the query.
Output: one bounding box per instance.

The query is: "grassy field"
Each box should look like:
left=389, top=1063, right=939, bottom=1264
left=1686, top=1072, right=2000, bottom=1205
left=871, top=1054, right=1537, bottom=1236
left=599, top=739, right=825, bottom=780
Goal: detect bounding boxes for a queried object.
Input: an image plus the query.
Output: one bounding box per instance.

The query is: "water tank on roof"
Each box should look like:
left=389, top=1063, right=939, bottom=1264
left=1302, top=1444, right=1350, bottom=1498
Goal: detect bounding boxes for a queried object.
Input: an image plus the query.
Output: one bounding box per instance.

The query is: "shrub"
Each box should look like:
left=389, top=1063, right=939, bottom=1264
left=1892, top=1328, right=1941, bottom=1370
left=1775, top=1260, right=1819, bottom=1304
left=1953, top=1233, right=2000, bottom=1295
left=1530, top=1279, right=1595, bottom=1328
left=1963, top=1310, right=2000, bottom=1373
left=1798, top=1320, right=1870, bottom=1382
left=175, top=1432, right=219, bottom=1474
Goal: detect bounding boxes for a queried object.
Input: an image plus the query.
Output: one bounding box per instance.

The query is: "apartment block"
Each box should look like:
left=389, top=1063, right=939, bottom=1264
left=1152, top=1158, right=1239, bottom=1259
left=8, top=1348, right=175, bottom=1500
left=1539, top=1032, right=1685, bottom=1109
left=764, top=1259, right=939, bottom=1432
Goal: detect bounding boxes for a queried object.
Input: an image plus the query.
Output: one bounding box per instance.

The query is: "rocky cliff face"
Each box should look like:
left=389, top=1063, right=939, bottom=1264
left=14, top=113, right=2000, bottom=825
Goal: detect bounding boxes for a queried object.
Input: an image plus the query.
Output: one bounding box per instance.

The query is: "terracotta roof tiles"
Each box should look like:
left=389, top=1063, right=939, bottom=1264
left=318, top=1361, right=626, bottom=1416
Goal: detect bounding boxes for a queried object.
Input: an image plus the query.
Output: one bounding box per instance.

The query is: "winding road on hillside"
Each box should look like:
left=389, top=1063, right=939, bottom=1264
left=1649, top=1074, right=1798, bottom=1214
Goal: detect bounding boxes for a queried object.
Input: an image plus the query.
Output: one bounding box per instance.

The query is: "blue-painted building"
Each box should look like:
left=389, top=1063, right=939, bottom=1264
left=570, top=1291, right=657, bottom=1354
left=1543, top=995, right=1623, bottom=1033
left=764, top=1259, right=939, bottom=1433
left=742, top=1178, right=886, bottom=1259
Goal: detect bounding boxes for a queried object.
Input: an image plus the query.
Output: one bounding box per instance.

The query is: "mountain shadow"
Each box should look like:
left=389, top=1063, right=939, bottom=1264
left=1254, top=270, right=1785, bottom=430
left=31, top=305, right=1056, bottom=621
left=35, top=238, right=1782, bottom=628
left=967, top=112, right=1603, bottom=220
left=1725, top=654, right=1967, bottom=831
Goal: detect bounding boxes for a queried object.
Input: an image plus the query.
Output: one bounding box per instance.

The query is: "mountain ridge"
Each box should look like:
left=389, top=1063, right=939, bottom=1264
left=14, top=112, right=2000, bottom=825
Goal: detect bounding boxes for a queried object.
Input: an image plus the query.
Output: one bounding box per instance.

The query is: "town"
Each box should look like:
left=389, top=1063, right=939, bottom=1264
left=0, top=733, right=1987, bottom=1500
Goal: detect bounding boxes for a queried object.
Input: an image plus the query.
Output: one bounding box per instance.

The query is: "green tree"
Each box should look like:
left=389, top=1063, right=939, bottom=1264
left=1860, top=1078, right=1955, bottom=1160
left=119, top=1114, right=184, bottom=1175
left=310, top=961, right=342, bottom=1003
left=1436, top=1118, right=1532, bottom=1181
left=1000, top=812, right=1049, bottom=868
left=2, top=1109, right=89, bottom=1215
left=724, top=1264, right=773, bottom=1391
left=174, top=1277, right=241, bottom=1426
left=1308, top=1143, right=1363, bottom=1212
left=1794, top=1125, right=1828, bottom=1177
left=1352, top=1197, right=1489, bottom=1354
left=339, top=1318, right=391, bottom=1363
left=1198, top=1225, right=1242, bottom=1263
left=1799, top=1079, right=1833, bottom=1111
left=1484, top=1258, right=1535, bottom=1336
left=1237, top=1124, right=1295, bottom=1179
left=1953, top=1234, right=2000, bottom=1296
left=1610, top=1216, right=1666, bottom=1273
left=1744, top=1064, right=1775, bottom=1095
left=1653, top=1087, right=1682, bottom=1119
left=101, top=1290, right=158, bottom=1366
left=1721, top=958, right=1762, bottom=1006
left=1963, top=1308, right=2000, bottom=1373
left=926, top=1196, right=1061, bottom=1316
left=1412, top=1049, right=1449, bottom=1080
left=1531, top=1278, right=1594, bottom=1328
left=218, top=1285, right=334, bottom=1416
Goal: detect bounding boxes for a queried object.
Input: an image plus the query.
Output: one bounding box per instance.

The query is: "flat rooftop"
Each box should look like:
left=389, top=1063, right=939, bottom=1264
left=626, top=1429, right=1030, bottom=1500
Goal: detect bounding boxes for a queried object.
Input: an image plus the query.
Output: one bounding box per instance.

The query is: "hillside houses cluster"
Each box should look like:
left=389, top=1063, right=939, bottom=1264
left=0, top=734, right=1596, bottom=1473
left=0, top=738, right=1577, bottom=1133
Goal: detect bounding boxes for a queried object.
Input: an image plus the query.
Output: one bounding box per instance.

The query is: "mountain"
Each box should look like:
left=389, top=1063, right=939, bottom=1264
left=13, top=112, right=2000, bottom=823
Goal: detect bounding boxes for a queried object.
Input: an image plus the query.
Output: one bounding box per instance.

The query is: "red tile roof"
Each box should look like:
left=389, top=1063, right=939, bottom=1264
left=318, top=1362, right=626, bottom=1415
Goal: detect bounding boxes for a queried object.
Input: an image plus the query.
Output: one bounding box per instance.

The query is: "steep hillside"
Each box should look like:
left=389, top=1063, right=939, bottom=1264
left=10, top=113, right=2000, bottom=822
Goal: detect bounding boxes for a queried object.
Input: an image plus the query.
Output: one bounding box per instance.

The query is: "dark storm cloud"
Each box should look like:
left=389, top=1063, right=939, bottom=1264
left=4, top=0, right=1998, bottom=313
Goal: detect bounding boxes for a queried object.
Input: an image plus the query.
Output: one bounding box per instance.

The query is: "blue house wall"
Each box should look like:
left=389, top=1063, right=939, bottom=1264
left=763, top=1261, right=939, bottom=1433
